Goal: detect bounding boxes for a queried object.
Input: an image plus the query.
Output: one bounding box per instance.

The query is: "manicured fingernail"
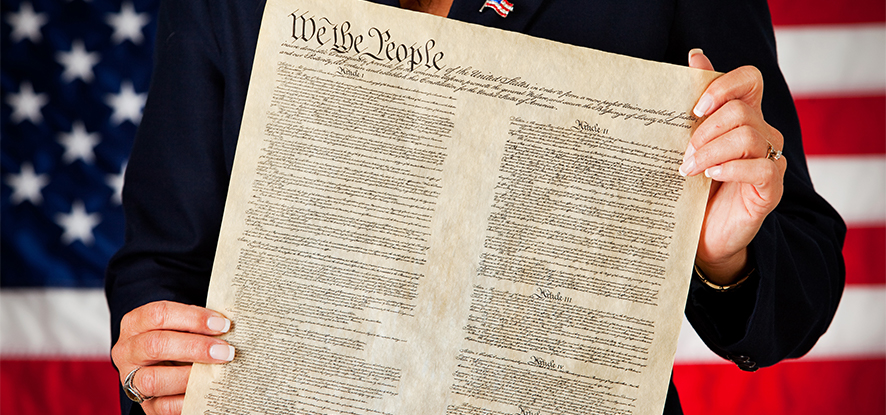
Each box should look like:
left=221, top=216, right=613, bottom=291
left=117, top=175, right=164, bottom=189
left=705, top=166, right=722, bottom=179
left=693, top=93, right=713, bottom=117
left=688, top=48, right=704, bottom=63
left=679, top=157, right=696, bottom=177
left=210, top=344, right=235, bottom=361
left=683, top=143, right=696, bottom=163
left=207, top=316, right=231, bottom=333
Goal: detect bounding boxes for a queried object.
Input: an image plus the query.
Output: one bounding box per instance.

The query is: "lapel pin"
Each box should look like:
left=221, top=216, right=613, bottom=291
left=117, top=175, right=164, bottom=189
left=480, top=0, right=514, bottom=17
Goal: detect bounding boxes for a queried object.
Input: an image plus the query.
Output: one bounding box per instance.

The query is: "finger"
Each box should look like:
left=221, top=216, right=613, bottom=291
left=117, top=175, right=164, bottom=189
left=114, top=331, right=235, bottom=383
left=129, top=364, right=191, bottom=399
left=693, top=65, right=764, bottom=118
left=704, top=156, right=787, bottom=207
left=682, top=124, right=770, bottom=176
left=690, top=98, right=772, bottom=150
left=120, top=301, right=231, bottom=339
left=141, top=394, right=184, bottom=415
left=688, top=48, right=714, bottom=71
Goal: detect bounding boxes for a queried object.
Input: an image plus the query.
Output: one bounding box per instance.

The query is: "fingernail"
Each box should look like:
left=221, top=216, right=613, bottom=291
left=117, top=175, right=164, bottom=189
left=210, top=344, right=235, bottom=361
left=688, top=48, right=704, bottom=63
left=207, top=316, right=231, bottom=333
left=683, top=143, right=696, bottom=163
left=705, top=166, right=722, bottom=179
left=693, top=94, right=713, bottom=117
left=679, top=157, right=696, bottom=177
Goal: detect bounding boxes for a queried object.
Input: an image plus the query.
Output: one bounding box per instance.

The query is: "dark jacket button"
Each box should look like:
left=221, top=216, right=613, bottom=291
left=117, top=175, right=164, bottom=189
left=728, top=355, right=758, bottom=371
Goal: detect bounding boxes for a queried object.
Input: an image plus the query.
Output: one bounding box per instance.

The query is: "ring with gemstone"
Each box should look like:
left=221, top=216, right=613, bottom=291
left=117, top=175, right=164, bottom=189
left=123, top=366, right=154, bottom=404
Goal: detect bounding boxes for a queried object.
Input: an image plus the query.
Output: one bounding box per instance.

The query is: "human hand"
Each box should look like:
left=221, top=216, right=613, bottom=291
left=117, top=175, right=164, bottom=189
left=111, top=301, right=234, bottom=415
left=680, top=49, right=787, bottom=285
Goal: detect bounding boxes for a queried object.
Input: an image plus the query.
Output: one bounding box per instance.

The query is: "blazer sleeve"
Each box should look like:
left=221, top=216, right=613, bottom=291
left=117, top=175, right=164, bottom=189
left=664, top=0, right=847, bottom=370
left=104, top=0, right=263, bottom=413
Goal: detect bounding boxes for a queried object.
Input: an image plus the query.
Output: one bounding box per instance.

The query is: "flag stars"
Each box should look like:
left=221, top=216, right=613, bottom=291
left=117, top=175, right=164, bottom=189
left=7, top=82, right=49, bottom=124
left=5, top=162, right=50, bottom=205
left=58, top=121, right=100, bottom=164
left=106, top=2, right=150, bottom=45
left=105, top=81, right=146, bottom=125
left=56, top=40, right=100, bottom=83
left=55, top=200, right=102, bottom=245
left=6, top=2, right=47, bottom=43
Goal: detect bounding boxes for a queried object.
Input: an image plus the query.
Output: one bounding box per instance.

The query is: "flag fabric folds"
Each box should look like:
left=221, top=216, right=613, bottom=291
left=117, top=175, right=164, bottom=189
left=1, top=0, right=883, bottom=414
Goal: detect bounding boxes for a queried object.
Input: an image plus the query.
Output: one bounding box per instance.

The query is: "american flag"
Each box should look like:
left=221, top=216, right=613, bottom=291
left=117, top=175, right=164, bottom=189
left=1, top=0, right=155, bottom=412
left=1, top=1, right=883, bottom=414
left=480, top=0, right=513, bottom=18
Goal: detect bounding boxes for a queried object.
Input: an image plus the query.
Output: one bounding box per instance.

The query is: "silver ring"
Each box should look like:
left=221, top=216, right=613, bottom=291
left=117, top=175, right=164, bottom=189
left=766, top=141, right=783, bottom=161
left=123, top=366, right=154, bottom=404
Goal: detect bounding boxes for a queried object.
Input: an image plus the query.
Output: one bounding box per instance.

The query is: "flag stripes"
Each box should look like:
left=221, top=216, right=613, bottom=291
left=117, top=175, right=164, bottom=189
left=0, top=359, right=119, bottom=415
left=807, top=156, right=886, bottom=226
left=795, top=96, right=885, bottom=156
left=843, top=227, right=886, bottom=285
left=673, top=2, right=885, bottom=413
left=1, top=1, right=883, bottom=414
left=0, top=288, right=109, bottom=357
left=775, top=25, right=885, bottom=97
left=673, top=358, right=886, bottom=415
left=768, top=0, right=885, bottom=26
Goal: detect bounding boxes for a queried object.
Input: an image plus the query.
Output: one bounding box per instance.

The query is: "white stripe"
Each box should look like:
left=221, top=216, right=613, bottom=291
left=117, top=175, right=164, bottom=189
left=0, top=288, right=110, bottom=358
left=775, top=24, right=886, bottom=97
left=807, top=285, right=886, bottom=360
left=806, top=155, right=886, bottom=226
left=675, top=286, right=886, bottom=364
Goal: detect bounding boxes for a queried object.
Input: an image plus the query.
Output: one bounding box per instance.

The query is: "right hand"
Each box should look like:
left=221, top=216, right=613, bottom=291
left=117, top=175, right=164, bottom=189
left=111, top=301, right=235, bottom=415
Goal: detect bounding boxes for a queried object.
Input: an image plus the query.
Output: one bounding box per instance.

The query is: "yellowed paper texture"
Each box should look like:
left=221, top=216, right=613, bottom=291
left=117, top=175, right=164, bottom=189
left=182, top=0, right=719, bottom=414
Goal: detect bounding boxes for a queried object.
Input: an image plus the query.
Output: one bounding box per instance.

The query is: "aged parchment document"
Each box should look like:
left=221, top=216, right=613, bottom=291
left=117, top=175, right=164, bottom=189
left=182, top=0, right=719, bottom=413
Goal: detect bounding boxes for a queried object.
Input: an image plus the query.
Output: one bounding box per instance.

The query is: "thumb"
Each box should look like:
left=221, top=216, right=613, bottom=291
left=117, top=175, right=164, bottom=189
left=688, top=48, right=715, bottom=71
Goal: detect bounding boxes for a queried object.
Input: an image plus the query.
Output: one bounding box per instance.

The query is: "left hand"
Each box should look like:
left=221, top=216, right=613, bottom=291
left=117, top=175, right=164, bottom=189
left=679, top=49, right=787, bottom=284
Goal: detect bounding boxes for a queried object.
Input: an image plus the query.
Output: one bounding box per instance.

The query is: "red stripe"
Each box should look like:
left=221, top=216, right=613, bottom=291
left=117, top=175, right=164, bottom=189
left=1, top=359, right=120, bottom=415
left=844, top=226, right=886, bottom=285
left=674, top=358, right=886, bottom=415
left=796, top=95, right=886, bottom=156
left=5, top=359, right=881, bottom=415
left=769, top=0, right=886, bottom=26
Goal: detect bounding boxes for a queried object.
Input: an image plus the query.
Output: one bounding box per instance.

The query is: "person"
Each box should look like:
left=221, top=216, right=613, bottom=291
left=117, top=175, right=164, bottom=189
left=105, top=0, right=847, bottom=414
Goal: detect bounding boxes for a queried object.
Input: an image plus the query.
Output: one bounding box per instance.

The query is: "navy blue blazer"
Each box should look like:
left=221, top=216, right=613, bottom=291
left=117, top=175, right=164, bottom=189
left=106, top=0, right=846, bottom=413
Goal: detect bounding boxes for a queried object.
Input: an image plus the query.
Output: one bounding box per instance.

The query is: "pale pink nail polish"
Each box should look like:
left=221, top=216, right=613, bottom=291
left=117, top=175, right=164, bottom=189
left=693, top=94, right=712, bottom=117
left=207, top=316, right=231, bottom=333
left=210, top=344, right=235, bottom=361
left=683, top=143, right=696, bottom=163
left=679, top=157, right=696, bottom=177
left=705, top=166, right=722, bottom=179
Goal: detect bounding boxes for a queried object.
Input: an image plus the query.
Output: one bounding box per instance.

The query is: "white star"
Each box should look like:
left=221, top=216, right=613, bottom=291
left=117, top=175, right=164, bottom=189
left=106, top=2, right=150, bottom=44
left=105, top=81, right=146, bottom=125
left=106, top=162, right=126, bottom=205
left=7, top=82, right=49, bottom=124
left=58, top=121, right=100, bottom=164
left=6, top=2, right=47, bottom=43
left=55, top=200, right=101, bottom=245
left=5, top=162, right=49, bottom=205
left=56, top=40, right=100, bottom=83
